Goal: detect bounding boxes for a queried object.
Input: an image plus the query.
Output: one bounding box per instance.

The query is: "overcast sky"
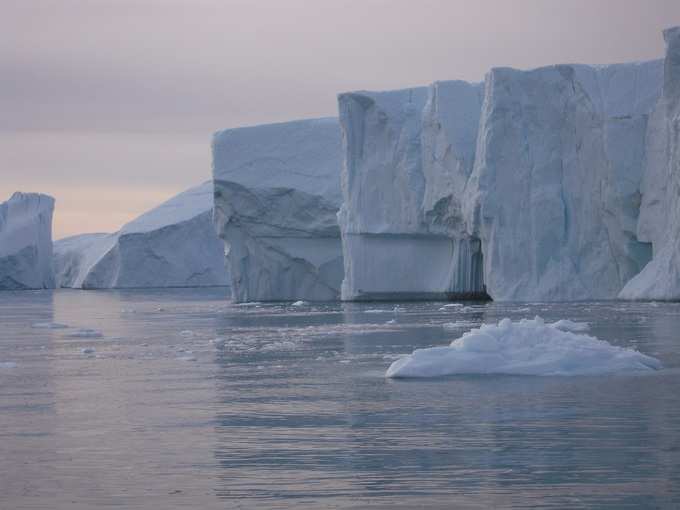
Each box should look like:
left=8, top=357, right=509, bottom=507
left=2, top=0, right=680, bottom=239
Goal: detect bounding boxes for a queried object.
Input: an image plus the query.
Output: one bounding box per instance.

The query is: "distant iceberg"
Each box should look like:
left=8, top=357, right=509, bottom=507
left=54, top=182, right=229, bottom=289
left=0, top=192, right=55, bottom=290
left=386, top=317, right=661, bottom=378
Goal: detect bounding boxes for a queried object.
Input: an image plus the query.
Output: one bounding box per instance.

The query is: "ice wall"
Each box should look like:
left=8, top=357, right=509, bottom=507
left=54, top=182, right=229, bottom=289
left=620, top=27, right=680, bottom=300
left=212, top=118, right=343, bottom=302
left=466, top=60, right=663, bottom=301
left=0, top=192, right=55, bottom=290
left=338, top=81, right=487, bottom=301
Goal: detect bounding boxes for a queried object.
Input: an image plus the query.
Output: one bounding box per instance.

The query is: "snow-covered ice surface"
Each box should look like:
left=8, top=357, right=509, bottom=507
left=212, top=118, right=344, bottom=302
left=2, top=289, right=680, bottom=509
left=386, top=317, right=660, bottom=378
left=53, top=182, right=229, bottom=289
left=0, top=192, right=55, bottom=290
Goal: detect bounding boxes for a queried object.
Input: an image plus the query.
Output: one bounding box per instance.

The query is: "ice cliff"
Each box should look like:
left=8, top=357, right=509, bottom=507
left=619, top=27, right=680, bottom=300
left=0, top=192, right=55, bottom=290
left=467, top=59, right=663, bottom=301
left=54, top=182, right=229, bottom=288
left=212, top=118, right=343, bottom=302
left=338, top=56, right=664, bottom=301
left=338, top=81, right=487, bottom=300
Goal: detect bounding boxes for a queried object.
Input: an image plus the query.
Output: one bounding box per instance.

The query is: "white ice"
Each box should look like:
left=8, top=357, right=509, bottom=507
left=386, top=317, right=660, bottom=378
left=54, top=182, right=229, bottom=289
left=212, top=118, right=344, bottom=302
left=0, top=192, right=55, bottom=290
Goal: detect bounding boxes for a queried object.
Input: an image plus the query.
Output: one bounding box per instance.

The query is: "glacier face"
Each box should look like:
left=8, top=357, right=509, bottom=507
left=54, top=182, right=229, bottom=289
left=0, top=192, right=55, bottom=290
left=464, top=60, right=663, bottom=301
left=338, top=82, right=487, bottom=301
left=212, top=118, right=343, bottom=302
left=620, top=27, right=680, bottom=300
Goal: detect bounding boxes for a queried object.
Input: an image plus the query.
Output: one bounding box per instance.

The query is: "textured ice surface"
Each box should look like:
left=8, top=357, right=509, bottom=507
left=54, top=182, right=229, bottom=289
left=620, top=27, right=680, bottom=300
left=0, top=192, right=55, bottom=290
left=466, top=60, right=663, bottom=301
left=386, top=317, right=661, bottom=378
left=338, top=82, right=487, bottom=301
left=212, top=118, right=343, bottom=302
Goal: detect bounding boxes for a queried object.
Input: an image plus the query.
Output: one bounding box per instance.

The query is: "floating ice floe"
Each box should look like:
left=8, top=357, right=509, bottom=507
left=386, top=317, right=661, bottom=378
left=291, top=300, right=308, bottom=307
left=67, top=328, right=104, bottom=339
left=31, top=322, right=69, bottom=329
left=550, top=320, right=590, bottom=333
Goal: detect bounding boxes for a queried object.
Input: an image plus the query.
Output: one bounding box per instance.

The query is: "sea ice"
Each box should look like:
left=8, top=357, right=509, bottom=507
left=67, top=328, right=104, bottom=339
left=386, top=317, right=661, bottom=378
left=31, top=322, right=69, bottom=329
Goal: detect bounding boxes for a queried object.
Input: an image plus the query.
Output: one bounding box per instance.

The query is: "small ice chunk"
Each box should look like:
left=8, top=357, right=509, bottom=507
left=291, top=300, right=308, bottom=307
left=260, top=340, right=297, bottom=352
left=439, top=303, right=464, bottom=311
left=32, top=322, right=69, bottom=329
left=364, top=309, right=387, bottom=313
left=177, top=355, right=197, bottom=362
left=211, top=338, right=226, bottom=349
left=81, top=347, right=96, bottom=355
left=386, top=319, right=397, bottom=324
left=0, top=361, right=17, bottom=368
left=179, top=330, right=195, bottom=338
left=386, top=316, right=661, bottom=378
left=67, top=328, right=104, bottom=339
left=550, top=319, right=590, bottom=332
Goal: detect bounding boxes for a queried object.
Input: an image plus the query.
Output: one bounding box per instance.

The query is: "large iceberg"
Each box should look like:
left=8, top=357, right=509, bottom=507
left=338, top=81, right=488, bottom=301
left=212, top=118, right=343, bottom=302
left=0, top=192, right=55, bottom=290
left=338, top=61, right=663, bottom=302
left=619, top=27, right=680, bottom=300
left=54, top=182, right=229, bottom=289
left=465, top=60, right=663, bottom=301
left=386, top=317, right=661, bottom=378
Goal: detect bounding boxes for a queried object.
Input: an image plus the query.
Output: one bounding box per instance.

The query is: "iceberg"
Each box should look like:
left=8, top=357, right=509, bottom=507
left=212, top=118, right=343, bottom=302
left=465, top=60, right=663, bottom=301
left=0, top=192, right=55, bottom=290
left=54, top=182, right=229, bottom=289
left=386, top=317, right=661, bottom=378
left=338, top=81, right=488, bottom=301
left=619, top=27, right=680, bottom=300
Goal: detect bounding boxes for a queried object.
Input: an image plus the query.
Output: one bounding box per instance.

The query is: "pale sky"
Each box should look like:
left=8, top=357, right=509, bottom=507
left=2, top=0, right=680, bottom=239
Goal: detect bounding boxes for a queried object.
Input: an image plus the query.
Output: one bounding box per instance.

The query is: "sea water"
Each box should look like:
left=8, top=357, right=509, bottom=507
left=1, top=288, right=679, bottom=509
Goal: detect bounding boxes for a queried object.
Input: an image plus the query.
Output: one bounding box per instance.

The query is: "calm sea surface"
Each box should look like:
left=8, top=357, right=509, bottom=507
left=1, top=289, right=679, bottom=509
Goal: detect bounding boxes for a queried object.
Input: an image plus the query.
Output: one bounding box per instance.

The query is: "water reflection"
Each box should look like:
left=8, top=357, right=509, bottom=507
left=211, top=300, right=680, bottom=508
left=1, top=291, right=678, bottom=509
